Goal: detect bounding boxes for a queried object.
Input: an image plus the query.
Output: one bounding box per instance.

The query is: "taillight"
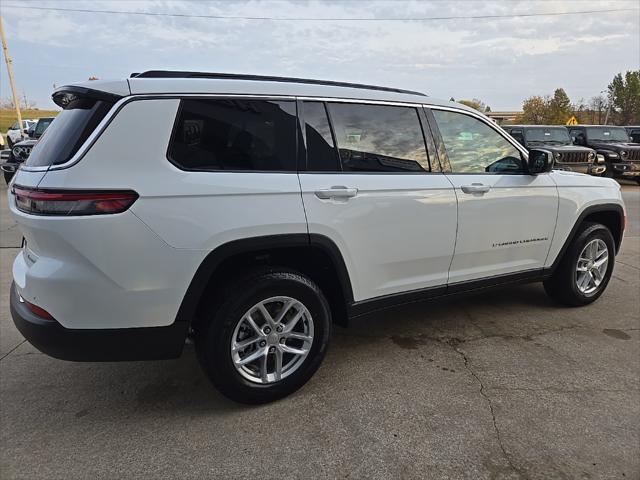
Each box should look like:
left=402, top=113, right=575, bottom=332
left=11, top=186, right=138, bottom=216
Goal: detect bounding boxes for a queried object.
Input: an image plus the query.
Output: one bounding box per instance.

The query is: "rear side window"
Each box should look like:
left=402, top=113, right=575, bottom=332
left=328, top=103, right=429, bottom=172
left=169, top=99, right=297, bottom=171
left=303, top=101, right=340, bottom=171
left=26, top=97, right=114, bottom=167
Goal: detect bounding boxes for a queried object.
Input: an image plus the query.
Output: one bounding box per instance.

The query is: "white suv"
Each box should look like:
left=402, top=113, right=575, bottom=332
left=8, top=71, right=626, bottom=403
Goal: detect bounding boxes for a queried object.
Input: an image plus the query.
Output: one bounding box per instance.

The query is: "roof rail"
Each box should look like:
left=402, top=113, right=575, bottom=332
left=131, top=70, right=427, bottom=97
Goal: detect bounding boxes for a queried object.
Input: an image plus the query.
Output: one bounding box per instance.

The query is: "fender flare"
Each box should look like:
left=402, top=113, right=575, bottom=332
left=546, top=203, right=624, bottom=274
left=173, top=233, right=353, bottom=325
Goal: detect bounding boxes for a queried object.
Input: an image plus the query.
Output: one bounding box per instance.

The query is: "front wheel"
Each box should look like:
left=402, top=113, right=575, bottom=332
left=195, top=268, right=331, bottom=404
left=544, top=222, right=615, bottom=306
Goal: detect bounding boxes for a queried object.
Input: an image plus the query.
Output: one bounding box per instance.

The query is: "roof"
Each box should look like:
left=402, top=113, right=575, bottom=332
left=506, top=125, right=569, bottom=129
left=566, top=125, right=627, bottom=128
left=58, top=71, right=471, bottom=111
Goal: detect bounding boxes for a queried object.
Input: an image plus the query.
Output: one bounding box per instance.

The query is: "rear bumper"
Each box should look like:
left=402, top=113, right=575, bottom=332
left=10, top=282, right=188, bottom=361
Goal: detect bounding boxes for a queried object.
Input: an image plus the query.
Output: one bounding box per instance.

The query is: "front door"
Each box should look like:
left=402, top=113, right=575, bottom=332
left=429, top=108, right=558, bottom=285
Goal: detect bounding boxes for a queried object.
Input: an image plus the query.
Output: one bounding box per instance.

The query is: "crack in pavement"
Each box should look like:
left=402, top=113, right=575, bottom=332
left=442, top=337, right=528, bottom=480
left=0, top=340, right=26, bottom=362
left=486, top=386, right=638, bottom=394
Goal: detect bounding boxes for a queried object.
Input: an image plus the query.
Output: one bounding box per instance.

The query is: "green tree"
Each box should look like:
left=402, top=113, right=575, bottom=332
left=608, top=70, right=640, bottom=124
left=548, top=88, right=572, bottom=124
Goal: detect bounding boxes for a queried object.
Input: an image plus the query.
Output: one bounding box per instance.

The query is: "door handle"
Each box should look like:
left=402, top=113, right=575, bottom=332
left=314, top=186, right=358, bottom=200
left=460, top=183, right=491, bottom=195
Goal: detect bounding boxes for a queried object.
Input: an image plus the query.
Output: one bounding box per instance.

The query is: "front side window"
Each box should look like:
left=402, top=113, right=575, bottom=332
left=432, top=109, right=524, bottom=174
left=303, top=102, right=340, bottom=171
left=328, top=103, right=429, bottom=172
left=169, top=99, right=297, bottom=171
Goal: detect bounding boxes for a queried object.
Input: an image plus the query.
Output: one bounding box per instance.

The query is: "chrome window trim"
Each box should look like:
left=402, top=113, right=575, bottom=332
left=19, top=93, right=484, bottom=172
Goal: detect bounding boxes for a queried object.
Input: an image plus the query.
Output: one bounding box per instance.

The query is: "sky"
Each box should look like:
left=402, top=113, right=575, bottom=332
left=0, top=0, right=638, bottom=110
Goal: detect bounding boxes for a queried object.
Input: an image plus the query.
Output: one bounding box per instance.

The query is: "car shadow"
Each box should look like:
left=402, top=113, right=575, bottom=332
left=19, top=282, right=560, bottom=416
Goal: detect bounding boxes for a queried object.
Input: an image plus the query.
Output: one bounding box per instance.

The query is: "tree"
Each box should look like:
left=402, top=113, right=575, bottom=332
left=458, top=98, right=490, bottom=112
left=608, top=70, right=640, bottom=124
left=548, top=88, right=572, bottom=124
left=518, top=95, right=550, bottom=124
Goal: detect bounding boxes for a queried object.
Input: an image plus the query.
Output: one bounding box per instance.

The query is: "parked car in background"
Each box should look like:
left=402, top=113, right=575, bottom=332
left=6, top=120, right=35, bottom=147
left=624, top=126, right=640, bottom=144
left=29, top=117, right=54, bottom=140
left=7, top=72, right=626, bottom=404
left=503, top=125, right=604, bottom=175
left=567, top=125, right=640, bottom=183
left=1, top=117, right=55, bottom=183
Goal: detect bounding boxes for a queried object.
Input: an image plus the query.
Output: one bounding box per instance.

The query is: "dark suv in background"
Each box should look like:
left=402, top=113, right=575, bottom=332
left=1, top=117, right=54, bottom=183
left=568, top=125, right=640, bottom=183
left=503, top=125, right=603, bottom=175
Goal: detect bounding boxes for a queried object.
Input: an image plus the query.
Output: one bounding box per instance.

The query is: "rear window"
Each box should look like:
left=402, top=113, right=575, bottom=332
left=168, top=99, right=297, bottom=171
left=25, top=97, right=114, bottom=167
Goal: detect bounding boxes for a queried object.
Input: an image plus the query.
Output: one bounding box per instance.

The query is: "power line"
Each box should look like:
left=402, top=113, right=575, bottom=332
left=1, top=4, right=637, bottom=22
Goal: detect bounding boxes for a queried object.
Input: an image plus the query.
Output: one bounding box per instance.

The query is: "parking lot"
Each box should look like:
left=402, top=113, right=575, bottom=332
left=0, top=181, right=638, bottom=479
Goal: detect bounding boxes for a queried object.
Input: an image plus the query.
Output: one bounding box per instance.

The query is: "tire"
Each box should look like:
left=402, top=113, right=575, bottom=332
left=4, top=171, right=13, bottom=184
left=195, top=267, right=331, bottom=404
left=543, top=222, right=615, bottom=307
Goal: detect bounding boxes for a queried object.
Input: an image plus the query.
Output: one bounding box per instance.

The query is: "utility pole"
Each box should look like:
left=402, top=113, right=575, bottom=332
left=0, top=14, right=23, bottom=138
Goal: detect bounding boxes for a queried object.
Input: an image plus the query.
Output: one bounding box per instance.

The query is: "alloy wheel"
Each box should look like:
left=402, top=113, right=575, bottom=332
left=230, top=296, right=314, bottom=384
left=575, top=238, right=609, bottom=295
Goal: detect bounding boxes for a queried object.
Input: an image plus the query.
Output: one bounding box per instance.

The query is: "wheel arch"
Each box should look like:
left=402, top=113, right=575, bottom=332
left=175, top=234, right=354, bottom=328
left=548, top=203, right=624, bottom=273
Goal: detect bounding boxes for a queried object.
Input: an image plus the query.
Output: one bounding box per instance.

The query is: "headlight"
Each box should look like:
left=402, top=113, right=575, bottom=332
left=620, top=150, right=627, bottom=158
left=596, top=154, right=605, bottom=163
left=606, top=152, right=619, bottom=158
left=554, top=152, right=562, bottom=160
left=588, top=151, right=595, bottom=160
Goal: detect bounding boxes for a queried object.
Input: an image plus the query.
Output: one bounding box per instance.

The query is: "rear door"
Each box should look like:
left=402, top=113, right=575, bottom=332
left=427, top=107, right=558, bottom=285
left=297, top=100, right=457, bottom=303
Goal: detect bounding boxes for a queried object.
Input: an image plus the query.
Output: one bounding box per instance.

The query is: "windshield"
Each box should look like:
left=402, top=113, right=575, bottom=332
left=586, top=127, right=630, bottom=142
left=525, top=128, right=571, bottom=145
left=34, top=118, right=53, bottom=136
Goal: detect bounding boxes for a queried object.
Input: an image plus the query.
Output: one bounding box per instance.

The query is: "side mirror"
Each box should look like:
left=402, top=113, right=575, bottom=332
left=527, top=149, right=553, bottom=175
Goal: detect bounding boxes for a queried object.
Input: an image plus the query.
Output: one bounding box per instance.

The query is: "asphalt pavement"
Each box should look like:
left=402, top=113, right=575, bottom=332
left=1, top=181, right=638, bottom=480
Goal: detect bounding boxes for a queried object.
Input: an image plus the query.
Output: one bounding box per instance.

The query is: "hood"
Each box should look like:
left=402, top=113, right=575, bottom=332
left=538, top=144, right=593, bottom=153
left=589, top=141, right=640, bottom=151
left=13, top=139, right=38, bottom=148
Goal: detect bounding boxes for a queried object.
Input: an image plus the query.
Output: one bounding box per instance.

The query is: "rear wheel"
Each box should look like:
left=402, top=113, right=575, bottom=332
left=544, top=222, right=615, bottom=306
left=195, top=268, right=331, bottom=404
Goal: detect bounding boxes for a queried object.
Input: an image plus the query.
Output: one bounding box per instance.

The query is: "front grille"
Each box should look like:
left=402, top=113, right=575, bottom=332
left=558, top=151, right=590, bottom=163
left=626, top=149, right=640, bottom=161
